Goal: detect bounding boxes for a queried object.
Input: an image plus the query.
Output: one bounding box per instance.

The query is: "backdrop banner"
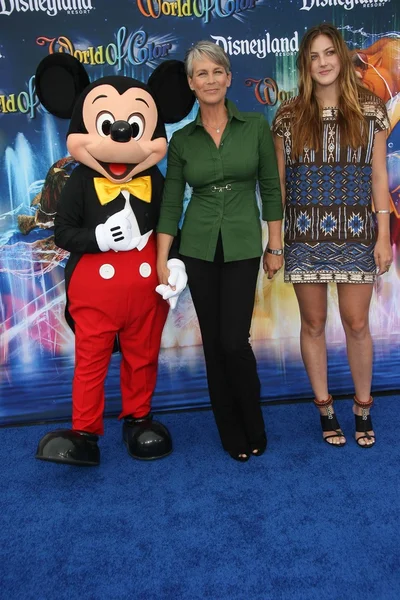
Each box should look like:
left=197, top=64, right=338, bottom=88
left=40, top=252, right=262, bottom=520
left=0, top=0, right=399, bottom=424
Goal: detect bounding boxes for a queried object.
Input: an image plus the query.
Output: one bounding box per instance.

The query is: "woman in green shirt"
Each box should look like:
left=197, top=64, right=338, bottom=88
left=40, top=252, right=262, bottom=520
left=157, top=41, right=283, bottom=461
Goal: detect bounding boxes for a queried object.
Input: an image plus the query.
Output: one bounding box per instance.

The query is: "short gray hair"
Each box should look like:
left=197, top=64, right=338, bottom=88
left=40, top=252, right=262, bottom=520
left=185, top=40, right=231, bottom=78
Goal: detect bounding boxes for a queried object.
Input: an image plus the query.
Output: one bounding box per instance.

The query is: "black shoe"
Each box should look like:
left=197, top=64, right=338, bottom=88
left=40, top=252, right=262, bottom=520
left=35, top=429, right=100, bottom=466
left=250, top=432, right=267, bottom=456
left=314, top=395, right=346, bottom=447
left=226, top=441, right=251, bottom=462
left=354, top=396, right=375, bottom=448
left=123, top=414, right=172, bottom=460
left=319, top=412, right=346, bottom=447
left=354, top=413, right=376, bottom=447
left=227, top=451, right=250, bottom=462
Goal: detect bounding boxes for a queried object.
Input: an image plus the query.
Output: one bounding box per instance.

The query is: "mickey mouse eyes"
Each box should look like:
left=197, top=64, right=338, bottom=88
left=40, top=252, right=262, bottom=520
left=96, top=112, right=114, bottom=137
left=95, top=111, right=145, bottom=140
left=127, top=114, right=145, bottom=140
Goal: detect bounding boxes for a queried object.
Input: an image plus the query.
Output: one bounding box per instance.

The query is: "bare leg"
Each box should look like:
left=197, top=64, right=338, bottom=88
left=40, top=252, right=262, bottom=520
left=294, top=283, right=345, bottom=445
left=337, top=283, right=375, bottom=446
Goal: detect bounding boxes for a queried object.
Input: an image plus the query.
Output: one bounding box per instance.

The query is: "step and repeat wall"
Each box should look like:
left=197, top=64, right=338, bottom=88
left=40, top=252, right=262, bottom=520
left=0, top=0, right=399, bottom=424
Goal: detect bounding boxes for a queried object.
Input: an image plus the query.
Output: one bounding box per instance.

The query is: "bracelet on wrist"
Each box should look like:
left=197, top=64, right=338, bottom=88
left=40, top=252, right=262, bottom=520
left=375, top=210, right=390, bottom=214
left=266, top=247, right=284, bottom=256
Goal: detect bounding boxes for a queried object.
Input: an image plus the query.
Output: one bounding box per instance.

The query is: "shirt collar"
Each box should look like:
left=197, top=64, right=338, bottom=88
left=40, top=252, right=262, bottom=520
left=187, top=98, right=245, bottom=135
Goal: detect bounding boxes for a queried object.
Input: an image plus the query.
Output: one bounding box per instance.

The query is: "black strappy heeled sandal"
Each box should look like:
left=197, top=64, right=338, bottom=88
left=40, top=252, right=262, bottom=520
left=314, top=395, right=346, bottom=447
left=354, top=395, right=375, bottom=448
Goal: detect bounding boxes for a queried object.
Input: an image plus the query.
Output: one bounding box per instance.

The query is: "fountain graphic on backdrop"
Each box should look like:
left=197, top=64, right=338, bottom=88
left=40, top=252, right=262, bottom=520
left=0, top=114, right=73, bottom=365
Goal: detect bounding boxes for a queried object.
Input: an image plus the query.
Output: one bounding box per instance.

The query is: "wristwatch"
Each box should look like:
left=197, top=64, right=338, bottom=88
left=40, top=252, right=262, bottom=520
left=266, top=247, right=284, bottom=256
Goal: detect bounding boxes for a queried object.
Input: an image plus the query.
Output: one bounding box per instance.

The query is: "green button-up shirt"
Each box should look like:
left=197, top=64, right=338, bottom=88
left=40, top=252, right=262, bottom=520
left=157, top=99, right=283, bottom=262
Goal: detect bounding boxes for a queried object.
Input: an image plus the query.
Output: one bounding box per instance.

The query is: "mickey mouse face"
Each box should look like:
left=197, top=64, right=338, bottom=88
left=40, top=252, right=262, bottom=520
left=67, top=84, right=167, bottom=182
left=35, top=54, right=195, bottom=182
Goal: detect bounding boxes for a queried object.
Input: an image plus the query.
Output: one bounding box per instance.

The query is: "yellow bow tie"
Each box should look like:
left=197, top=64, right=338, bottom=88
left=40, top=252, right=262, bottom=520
left=94, top=176, right=152, bottom=205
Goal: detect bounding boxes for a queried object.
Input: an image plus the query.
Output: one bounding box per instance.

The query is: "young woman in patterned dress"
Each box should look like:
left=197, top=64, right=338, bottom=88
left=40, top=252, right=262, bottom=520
left=272, top=23, right=392, bottom=447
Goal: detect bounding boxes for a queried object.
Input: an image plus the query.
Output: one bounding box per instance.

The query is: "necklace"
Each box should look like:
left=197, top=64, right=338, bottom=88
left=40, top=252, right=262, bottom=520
left=203, top=117, right=228, bottom=134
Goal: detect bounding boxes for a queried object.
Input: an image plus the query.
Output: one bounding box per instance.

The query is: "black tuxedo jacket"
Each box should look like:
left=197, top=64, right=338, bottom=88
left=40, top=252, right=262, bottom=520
left=54, top=163, right=177, bottom=333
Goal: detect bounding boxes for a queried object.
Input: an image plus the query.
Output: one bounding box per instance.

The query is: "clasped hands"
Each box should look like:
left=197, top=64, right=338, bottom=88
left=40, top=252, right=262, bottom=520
left=155, top=259, right=188, bottom=310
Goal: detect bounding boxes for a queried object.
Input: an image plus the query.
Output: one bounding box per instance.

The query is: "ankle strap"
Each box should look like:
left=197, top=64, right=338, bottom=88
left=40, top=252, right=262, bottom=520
left=354, top=395, right=373, bottom=409
left=313, top=394, right=333, bottom=408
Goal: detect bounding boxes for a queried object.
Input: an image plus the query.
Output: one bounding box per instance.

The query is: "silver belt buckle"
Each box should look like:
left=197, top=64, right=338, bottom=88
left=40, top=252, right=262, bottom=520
left=211, top=184, right=232, bottom=192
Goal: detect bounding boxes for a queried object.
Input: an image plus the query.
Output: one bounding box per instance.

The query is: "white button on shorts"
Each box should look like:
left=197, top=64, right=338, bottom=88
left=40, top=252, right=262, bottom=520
left=139, top=262, right=152, bottom=278
left=99, top=264, right=115, bottom=279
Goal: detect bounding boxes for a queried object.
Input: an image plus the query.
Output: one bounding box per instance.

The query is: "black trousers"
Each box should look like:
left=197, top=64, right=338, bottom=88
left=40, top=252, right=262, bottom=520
left=183, top=241, right=265, bottom=454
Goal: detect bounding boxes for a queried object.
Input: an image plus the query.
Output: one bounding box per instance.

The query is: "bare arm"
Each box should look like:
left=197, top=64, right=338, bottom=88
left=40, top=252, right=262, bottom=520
left=372, top=130, right=392, bottom=275
left=267, top=220, right=283, bottom=252
left=157, top=232, right=175, bottom=285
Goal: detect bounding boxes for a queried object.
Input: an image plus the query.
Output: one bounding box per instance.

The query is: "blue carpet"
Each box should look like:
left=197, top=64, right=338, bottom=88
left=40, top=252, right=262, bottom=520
left=0, top=397, right=399, bottom=600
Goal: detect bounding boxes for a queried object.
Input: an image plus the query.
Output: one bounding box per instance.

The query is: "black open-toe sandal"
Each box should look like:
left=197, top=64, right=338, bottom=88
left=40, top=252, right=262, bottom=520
left=228, top=451, right=250, bottom=462
left=354, top=395, right=375, bottom=448
left=314, top=395, right=346, bottom=447
left=250, top=432, right=267, bottom=456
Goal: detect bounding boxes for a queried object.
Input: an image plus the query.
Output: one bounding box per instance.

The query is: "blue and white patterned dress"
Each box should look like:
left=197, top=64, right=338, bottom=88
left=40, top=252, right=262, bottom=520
left=272, top=94, right=389, bottom=284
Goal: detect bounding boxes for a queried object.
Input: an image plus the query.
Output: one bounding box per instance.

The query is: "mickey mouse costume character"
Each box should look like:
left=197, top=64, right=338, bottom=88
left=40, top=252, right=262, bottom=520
left=35, top=54, right=195, bottom=466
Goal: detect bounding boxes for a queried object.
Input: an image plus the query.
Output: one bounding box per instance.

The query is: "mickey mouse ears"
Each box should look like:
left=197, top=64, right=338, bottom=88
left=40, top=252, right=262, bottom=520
left=35, top=53, right=90, bottom=119
left=148, top=59, right=195, bottom=124
left=35, top=54, right=195, bottom=124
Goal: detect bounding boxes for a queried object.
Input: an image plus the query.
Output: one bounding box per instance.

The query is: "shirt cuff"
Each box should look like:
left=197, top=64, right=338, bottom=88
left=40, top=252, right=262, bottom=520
left=156, top=218, right=179, bottom=237
left=262, top=206, right=284, bottom=221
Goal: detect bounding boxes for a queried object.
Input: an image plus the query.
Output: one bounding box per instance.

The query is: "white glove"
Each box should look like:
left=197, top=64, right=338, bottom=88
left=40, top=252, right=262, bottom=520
left=95, top=197, right=141, bottom=252
left=155, top=259, right=188, bottom=310
left=155, top=285, right=179, bottom=310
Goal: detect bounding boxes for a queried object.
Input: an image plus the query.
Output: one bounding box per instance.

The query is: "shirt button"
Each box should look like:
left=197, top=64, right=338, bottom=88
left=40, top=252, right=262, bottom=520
left=99, top=264, right=115, bottom=279
left=139, top=262, right=152, bottom=278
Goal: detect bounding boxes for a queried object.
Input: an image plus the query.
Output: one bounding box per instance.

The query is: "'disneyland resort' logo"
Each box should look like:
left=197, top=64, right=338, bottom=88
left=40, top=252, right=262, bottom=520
left=136, top=0, right=258, bottom=24
left=210, top=31, right=299, bottom=58
left=0, top=0, right=93, bottom=17
left=300, top=0, right=390, bottom=10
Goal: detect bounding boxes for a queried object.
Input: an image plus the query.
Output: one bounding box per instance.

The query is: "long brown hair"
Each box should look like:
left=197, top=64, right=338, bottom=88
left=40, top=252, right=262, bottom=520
left=290, top=23, right=368, bottom=158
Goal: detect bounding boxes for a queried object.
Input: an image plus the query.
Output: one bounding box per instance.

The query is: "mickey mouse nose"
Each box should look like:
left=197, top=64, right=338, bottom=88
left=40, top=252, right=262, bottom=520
left=110, top=120, right=132, bottom=143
